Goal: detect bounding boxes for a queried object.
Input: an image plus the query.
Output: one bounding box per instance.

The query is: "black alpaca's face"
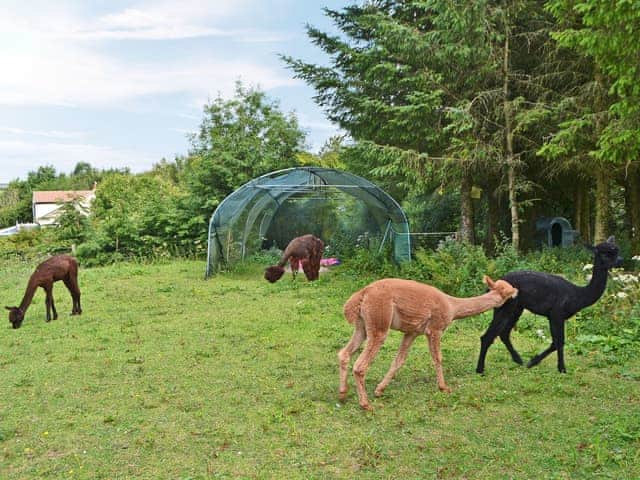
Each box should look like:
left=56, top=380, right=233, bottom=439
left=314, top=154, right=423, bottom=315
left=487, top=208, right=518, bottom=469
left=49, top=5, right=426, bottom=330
left=5, top=306, right=24, bottom=329
left=594, top=237, right=623, bottom=269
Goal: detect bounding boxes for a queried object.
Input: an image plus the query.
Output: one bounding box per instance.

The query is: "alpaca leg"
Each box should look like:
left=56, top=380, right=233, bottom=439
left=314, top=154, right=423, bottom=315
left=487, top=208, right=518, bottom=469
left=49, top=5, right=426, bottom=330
left=352, top=334, right=387, bottom=410
left=43, top=286, right=53, bottom=322
left=64, top=278, right=81, bottom=315
left=476, top=304, right=516, bottom=373
left=427, top=330, right=450, bottom=393
left=74, top=277, right=82, bottom=315
left=290, top=258, right=299, bottom=279
left=302, top=257, right=318, bottom=281
left=528, top=316, right=568, bottom=369
left=499, top=306, right=524, bottom=365
left=551, top=318, right=567, bottom=373
left=527, top=343, right=556, bottom=368
left=50, top=293, right=57, bottom=320
left=375, top=332, right=418, bottom=397
left=338, top=319, right=367, bottom=401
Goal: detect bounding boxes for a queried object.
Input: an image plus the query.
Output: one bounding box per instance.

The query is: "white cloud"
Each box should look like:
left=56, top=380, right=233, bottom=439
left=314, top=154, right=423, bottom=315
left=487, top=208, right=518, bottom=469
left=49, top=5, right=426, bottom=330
left=0, top=1, right=281, bottom=42
left=0, top=127, right=88, bottom=139
left=0, top=40, right=298, bottom=108
left=0, top=1, right=298, bottom=108
left=0, top=139, right=157, bottom=179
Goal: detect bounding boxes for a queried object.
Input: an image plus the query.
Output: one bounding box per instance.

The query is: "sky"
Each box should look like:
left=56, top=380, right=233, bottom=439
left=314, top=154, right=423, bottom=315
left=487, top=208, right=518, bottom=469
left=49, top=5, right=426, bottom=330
left=0, top=0, right=348, bottom=183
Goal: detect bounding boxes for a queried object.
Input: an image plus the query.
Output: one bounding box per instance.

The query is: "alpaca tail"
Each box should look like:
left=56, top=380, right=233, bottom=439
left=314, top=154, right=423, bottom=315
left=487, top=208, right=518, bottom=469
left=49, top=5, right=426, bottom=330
left=343, top=289, right=365, bottom=324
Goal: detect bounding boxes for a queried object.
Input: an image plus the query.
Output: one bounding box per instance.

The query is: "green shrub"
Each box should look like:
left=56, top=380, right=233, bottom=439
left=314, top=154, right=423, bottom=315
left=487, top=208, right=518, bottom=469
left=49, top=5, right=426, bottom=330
left=403, top=240, right=490, bottom=296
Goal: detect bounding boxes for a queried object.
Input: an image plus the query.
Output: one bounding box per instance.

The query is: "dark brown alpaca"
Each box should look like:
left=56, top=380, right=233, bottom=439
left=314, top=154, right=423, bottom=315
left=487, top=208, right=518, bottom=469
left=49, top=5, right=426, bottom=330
left=264, top=234, right=324, bottom=283
left=6, top=255, right=82, bottom=329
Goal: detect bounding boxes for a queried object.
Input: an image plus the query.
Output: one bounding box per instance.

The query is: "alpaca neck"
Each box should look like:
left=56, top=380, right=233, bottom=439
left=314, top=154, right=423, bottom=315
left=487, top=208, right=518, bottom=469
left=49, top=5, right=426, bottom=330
left=18, top=278, right=39, bottom=313
left=447, top=292, right=503, bottom=320
left=577, top=263, right=609, bottom=310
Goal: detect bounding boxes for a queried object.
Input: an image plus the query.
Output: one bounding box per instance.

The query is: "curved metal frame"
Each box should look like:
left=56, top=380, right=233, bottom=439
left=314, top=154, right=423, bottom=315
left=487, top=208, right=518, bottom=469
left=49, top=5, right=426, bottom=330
left=205, top=167, right=411, bottom=277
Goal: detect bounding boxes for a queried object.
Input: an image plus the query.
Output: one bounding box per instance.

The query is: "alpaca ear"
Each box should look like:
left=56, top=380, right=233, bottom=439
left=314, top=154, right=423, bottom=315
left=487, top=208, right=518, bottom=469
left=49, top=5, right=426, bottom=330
left=5, top=306, right=14, bottom=311
left=606, top=236, right=616, bottom=245
left=483, top=275, right=495, bottom=289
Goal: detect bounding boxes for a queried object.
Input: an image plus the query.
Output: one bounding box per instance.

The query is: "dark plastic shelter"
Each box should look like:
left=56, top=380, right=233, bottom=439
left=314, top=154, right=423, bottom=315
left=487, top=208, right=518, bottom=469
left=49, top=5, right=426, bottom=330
left=205, top=167, right=411, bottom=277
left=536, top=216, right=578, bottom=248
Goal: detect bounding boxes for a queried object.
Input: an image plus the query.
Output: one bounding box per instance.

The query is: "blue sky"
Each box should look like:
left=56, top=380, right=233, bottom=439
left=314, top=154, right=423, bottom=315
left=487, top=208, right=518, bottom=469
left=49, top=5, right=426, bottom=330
left=0, top=0, right=348, bottom=183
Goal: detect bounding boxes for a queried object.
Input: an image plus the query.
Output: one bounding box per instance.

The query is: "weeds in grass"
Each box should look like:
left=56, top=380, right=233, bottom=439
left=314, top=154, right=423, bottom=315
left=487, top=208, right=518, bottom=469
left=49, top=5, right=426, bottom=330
left=0, top=259, right=639, bottom=479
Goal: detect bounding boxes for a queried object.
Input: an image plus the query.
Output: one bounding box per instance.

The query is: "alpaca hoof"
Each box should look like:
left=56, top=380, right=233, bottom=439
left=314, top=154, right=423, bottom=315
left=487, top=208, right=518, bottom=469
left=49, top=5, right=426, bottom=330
left=526, top=359, right=537, bottom=368
left=475, top=367, right=484, bottom=374
left=558, top=367, right=567, bottom=374
left=439, top=386, right=452, bottom=394
left=338, top=391, right=347, bottom=402
left=513, top=356, right=524, bottom=365
left=374, top=387, right=384, bottom=397
left=360, top=403, right=373, bottom=411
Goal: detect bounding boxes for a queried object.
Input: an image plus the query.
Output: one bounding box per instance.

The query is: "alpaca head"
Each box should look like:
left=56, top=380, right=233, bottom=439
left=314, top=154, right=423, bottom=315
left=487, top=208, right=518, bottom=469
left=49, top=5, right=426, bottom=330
left=264, top=265, right=286, bottom=283
left=5, top=306, right=24, bottom=329
left=589, top=236, right=623, bottom=269
left=483, top=276, right=518, bottom=305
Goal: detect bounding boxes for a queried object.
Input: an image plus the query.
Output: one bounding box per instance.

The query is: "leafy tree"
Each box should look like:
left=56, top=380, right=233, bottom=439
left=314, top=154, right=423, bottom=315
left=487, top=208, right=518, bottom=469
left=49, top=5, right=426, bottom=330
left=284, top=1, right=559, bottom=249
left=546, top=0, right=640, bottom=246
left=55, top=200, right=91, bottom=243
left=179, top=82, right=306, bottom=239
left=87, top=173, right=181, bottom=258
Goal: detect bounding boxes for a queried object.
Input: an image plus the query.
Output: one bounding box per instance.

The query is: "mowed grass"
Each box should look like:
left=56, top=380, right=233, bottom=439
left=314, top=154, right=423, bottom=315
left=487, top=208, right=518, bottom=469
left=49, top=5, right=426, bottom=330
left=1, top=260, right=639, bottom=479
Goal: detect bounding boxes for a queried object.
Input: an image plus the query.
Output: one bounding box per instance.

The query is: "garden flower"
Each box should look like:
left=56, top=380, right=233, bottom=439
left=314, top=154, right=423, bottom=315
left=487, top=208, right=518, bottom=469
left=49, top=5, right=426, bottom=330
left=583, top=264, right=593, bottom=271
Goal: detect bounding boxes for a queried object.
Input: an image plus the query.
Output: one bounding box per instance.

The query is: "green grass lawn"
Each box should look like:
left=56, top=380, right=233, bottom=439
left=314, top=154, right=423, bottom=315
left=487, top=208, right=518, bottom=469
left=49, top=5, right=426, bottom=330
left=1, top=260, right=639, bottom=479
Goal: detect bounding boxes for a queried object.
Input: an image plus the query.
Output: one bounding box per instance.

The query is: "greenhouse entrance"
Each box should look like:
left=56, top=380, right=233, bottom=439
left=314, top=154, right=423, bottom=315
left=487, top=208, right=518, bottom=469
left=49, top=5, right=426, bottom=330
left=205, top=167, right=411, bottom=277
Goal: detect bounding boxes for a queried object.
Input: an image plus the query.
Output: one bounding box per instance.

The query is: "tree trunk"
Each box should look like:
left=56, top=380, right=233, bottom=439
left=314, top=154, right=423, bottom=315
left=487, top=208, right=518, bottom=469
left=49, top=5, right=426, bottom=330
left=592, top=68, right=611, bottom=245
left=459, top=173, right=476, bottom=243
left=484, top=186, right=499, bottom=254
left=593, top=167, right=610, bottom=244
left=574, top=181, right=592, bottom=244
left=573, top=182, right=584, bottom=239
left=502, top=16, right=519, bottom=251
left=625, top=163, right=640, bottom=251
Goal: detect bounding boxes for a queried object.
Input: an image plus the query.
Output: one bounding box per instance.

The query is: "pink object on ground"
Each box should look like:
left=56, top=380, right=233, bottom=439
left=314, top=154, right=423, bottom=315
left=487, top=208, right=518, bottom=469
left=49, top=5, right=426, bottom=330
left=320, top=257, right=341, bottom=267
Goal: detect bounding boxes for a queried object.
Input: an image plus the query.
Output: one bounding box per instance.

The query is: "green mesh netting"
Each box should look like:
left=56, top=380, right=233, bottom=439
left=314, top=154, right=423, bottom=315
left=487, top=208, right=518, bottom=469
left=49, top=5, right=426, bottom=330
left=205, top=167, right=411, bottom=276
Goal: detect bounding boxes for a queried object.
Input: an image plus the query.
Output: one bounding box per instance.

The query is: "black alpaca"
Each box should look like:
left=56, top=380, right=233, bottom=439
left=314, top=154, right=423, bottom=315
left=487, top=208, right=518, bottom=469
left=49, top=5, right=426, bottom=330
left=476, top=237, right=622, bottom=374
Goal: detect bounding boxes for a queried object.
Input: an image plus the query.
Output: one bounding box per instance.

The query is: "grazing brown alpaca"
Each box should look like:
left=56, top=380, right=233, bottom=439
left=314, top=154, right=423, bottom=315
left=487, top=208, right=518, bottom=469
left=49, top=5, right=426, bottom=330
left=339, top=276, right=518, bottom=410
left=264, top=234, right=324, bottom=283
left=6, top=254, right=82, bottom=329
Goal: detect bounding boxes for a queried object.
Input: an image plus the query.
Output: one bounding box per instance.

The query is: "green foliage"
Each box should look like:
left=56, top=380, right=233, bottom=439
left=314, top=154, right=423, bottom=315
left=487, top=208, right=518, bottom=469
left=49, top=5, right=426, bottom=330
left=571, top=267, right=640, bottom=363
left=0, top=163, right=115, bottom=227
left=180, top=82, right=306, bottom=238
left=547, top=0, right=640, bottom=164
left=1, top=259, right=639, bottom=478
left=403, top=241, right=491, bottom=297
left=74, top=173, right=188, bottom=264
left=54, top=202, right=91, bottom=246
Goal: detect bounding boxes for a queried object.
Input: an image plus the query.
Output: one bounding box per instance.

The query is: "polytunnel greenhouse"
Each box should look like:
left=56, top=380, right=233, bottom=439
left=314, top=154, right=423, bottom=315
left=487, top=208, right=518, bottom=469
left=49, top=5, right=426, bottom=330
left=205, top=167, right=411, bottom=277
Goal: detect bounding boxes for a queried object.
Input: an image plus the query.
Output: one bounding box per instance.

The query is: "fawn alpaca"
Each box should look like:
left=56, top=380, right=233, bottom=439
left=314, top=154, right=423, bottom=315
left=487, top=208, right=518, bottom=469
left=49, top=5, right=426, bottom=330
left=476, top=236, right=623, bottom=374
left=339, top=276, right=518, bottom=410
left=6, top=255, right=82, bottom=329
left=264, top=234, right=324, bottom=283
